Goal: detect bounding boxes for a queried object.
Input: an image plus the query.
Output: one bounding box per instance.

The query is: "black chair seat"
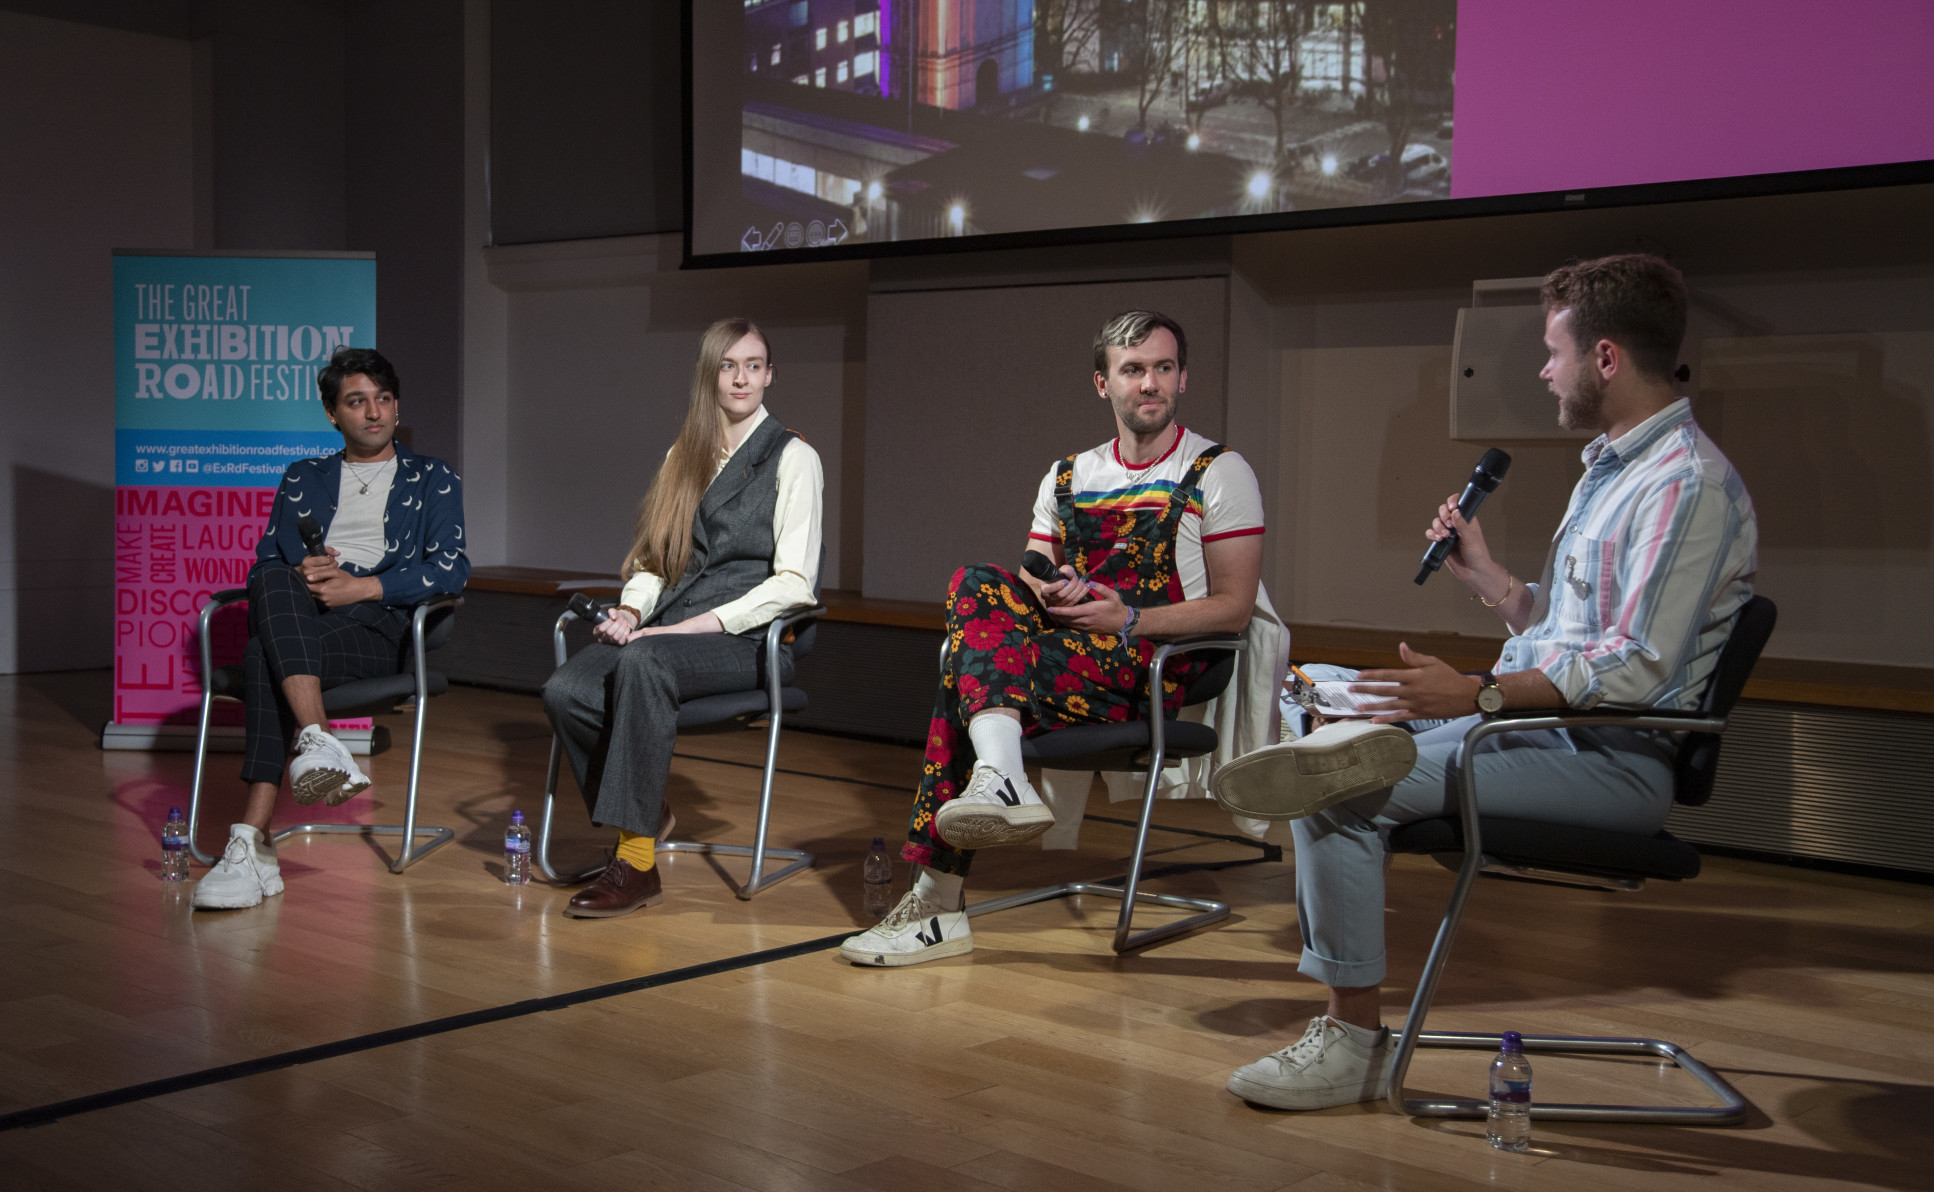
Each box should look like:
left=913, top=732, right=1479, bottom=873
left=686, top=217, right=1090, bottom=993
left=1021, top=718, right=1220, bottom=773
left=676, top=686, right=807, bottom=730
left=207, top=664, right=446, bottom=716
left=1388, top=816, right=1703, bottom=882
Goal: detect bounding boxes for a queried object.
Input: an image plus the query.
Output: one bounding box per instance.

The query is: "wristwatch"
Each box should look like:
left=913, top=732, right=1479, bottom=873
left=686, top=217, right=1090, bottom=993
left=1475, top=671, right=1505, bottom=716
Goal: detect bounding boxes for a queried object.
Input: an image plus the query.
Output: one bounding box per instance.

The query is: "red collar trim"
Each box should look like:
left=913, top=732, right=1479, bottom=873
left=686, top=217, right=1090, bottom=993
left=1113, top=426, right=1185, bottom=471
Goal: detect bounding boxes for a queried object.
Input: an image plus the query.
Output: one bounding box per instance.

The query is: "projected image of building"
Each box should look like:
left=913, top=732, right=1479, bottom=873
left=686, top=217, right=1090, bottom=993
left=732, top=2, right=1455, bottom=253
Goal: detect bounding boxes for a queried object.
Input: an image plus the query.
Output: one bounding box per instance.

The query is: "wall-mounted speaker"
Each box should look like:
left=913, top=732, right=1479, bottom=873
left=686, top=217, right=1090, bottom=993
left=1449, top=277, right=1588, bottom=441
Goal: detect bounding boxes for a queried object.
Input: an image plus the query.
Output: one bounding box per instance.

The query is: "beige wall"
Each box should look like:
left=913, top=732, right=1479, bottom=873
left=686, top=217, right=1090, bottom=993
left=0, top=11, right=194, bottom=673
left=467, top=184, right=1934, bottom=669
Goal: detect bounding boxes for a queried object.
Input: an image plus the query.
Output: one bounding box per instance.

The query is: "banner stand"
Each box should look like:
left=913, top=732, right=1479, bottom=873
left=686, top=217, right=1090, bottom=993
left=107, top=249, right=379, bottom=753
left=99, top=724, right=380, bottom=755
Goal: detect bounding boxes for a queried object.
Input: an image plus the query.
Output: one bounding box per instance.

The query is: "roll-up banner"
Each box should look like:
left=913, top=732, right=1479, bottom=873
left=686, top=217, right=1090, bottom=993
left=104, top=250, right=377, bottom=751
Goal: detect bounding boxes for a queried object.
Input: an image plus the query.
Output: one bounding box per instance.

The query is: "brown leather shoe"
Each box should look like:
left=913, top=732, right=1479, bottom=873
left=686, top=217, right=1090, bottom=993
left=564, top=855, right=663, bottom=918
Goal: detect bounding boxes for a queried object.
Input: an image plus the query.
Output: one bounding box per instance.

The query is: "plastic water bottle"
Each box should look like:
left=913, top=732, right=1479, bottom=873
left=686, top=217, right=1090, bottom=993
left=161, top=807, right=190, bottom=881
left=504, top=810, right=531, bottom=885
left=862, top=836, right=893, bottom=917
left=1487, top=1030, right=1533, bottom=1152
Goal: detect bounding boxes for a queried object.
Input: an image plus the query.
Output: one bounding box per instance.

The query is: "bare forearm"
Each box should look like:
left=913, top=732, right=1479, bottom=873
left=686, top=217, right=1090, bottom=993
left=1135, top=592, right=1252, bottom=638
left=1460, top=560, right=1536, bottom=634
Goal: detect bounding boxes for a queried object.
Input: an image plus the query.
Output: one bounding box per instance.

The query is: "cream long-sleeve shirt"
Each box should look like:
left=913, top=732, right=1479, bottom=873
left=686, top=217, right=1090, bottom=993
left=618, top=406, right=823, bottom=635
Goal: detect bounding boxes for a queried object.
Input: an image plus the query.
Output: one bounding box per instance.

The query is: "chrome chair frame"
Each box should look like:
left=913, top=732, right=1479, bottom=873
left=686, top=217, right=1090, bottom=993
left=949, top=633, right=1248, bottom=953
left=1386, top=708, right=1751, bottom=1125
left=185, top=589, right=462, bottom=874
left=535, top=603, right=826, bottom=899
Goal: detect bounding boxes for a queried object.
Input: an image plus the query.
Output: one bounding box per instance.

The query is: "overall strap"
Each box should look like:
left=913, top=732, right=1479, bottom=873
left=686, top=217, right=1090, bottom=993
left=1052, top=453, right=1079, bottom=550
left=1161, top=445, right=1227, bottom=534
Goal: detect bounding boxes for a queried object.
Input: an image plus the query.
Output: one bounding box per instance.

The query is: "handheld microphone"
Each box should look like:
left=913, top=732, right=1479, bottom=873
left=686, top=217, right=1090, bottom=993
left=568, top=592, right=610, bottom=625
left=296, top=514, right=330, bottom=558
left=1019, top=550, right=1060, bottom=584
left=1414, top=448, right=1512, bottom=585
left=1021, top=548, right=1092, bottom=603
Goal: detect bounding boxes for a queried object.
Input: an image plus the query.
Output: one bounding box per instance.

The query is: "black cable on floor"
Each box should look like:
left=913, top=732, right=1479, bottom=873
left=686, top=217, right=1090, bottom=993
left=0, top=929, right=857, bottom=1133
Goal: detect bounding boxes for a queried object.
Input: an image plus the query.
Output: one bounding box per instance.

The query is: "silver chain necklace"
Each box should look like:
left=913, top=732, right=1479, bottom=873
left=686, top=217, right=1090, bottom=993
left=344, top=456, right=390, bottom=495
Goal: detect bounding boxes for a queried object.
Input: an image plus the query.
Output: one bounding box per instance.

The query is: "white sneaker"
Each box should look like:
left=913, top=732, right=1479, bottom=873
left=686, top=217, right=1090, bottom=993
left=839, top=889, right=973, bottom=967
left=1228, top=1016, right=1393, bottom=1110
left=192, top=825, right=285, bottom=910
left=934, top=763, right=1055, bottom=849
left=1211, top=721, right=1418, bottom=821
left=288, top=724, right=371, bottom=806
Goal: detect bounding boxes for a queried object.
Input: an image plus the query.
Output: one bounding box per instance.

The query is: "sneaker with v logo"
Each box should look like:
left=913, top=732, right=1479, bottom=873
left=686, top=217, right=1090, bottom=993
left=839, top=889, right=972, bottom=967
left=934, top=762, right=1054, bottom=850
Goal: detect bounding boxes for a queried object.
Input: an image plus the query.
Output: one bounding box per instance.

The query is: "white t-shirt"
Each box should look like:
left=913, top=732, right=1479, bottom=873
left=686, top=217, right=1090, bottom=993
left=1028, top=426, right=1265, bottom=600
left=327, top=455, right=397, bottom=570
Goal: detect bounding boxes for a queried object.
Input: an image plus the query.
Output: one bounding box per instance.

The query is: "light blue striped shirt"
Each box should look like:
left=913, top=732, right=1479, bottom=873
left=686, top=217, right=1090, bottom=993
left=1497, top=398, right=1758, bottom=711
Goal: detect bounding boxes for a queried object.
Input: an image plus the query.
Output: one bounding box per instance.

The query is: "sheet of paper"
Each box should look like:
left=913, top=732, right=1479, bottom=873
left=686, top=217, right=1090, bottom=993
left=1309, top=681, right=1398, bottom=718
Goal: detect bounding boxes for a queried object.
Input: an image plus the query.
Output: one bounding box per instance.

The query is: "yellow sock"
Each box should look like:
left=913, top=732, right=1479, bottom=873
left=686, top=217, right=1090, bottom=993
left=615, top=830, right=655, bottom=870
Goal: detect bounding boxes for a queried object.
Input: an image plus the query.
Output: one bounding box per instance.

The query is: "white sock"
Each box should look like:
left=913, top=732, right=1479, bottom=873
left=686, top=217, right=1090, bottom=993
left=913, top=865, right=965, bottom=912
left=1331, top=1017, right=1386, bottom=1046
left=967, top=712, right=1025, bottom=779
left=231, top=823, right=274, bottom=857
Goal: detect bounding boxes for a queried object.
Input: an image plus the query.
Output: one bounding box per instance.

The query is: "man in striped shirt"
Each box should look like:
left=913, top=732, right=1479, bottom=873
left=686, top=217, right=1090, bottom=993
left=1218, top=254, right=1758, bottom=1111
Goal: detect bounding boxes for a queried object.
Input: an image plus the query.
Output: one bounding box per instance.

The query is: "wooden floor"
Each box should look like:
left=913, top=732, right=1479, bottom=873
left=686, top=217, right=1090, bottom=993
left=2, top=671, right=1931, bottom=1191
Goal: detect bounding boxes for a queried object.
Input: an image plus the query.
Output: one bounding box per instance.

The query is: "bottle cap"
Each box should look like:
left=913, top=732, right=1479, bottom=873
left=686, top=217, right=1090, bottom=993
left=511, top=809, right=525, bottom=824
left=1500, top=1030, right=1524, bottom=1053
left=168, top=806, right=182, bottom=816
left=871, top=836, right=885, bottom=849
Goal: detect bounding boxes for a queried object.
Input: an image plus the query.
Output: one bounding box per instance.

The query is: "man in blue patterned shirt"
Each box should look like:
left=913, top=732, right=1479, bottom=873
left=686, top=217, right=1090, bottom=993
left=195, top=347, right=469, bottom=911
left=1214, top=254, right=1758, bottom=1110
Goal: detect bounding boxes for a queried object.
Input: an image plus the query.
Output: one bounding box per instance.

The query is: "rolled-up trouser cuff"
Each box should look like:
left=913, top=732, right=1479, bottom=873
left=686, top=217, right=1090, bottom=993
left=1295, top=941, right=1386, bottom=989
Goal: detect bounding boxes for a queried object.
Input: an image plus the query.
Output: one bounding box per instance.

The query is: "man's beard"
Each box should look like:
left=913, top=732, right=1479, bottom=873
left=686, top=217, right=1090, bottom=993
left=1556, top=368, right=1605, bottom=431
left=1114, top=390, right=1175, bottom=435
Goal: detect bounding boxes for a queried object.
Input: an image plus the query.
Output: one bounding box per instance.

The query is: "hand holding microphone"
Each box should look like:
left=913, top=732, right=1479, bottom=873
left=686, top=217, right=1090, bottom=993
left=1415, top=448, right=1511, bottom=586
left=1021, top=548, right=1092, bottom=607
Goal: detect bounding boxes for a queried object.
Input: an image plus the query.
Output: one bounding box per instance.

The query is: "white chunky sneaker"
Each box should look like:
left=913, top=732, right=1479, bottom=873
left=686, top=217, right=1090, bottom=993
left=288, top=724, right=371, bottom=806
left=933, top=763, right=1055, bottom=849
left=1211, top=721, right=1418, bottom=821
left=1228, top=1016, right=1393, bottom=1110
left=839, top=889, right=973, bottom=967
left=192, top=824, right=285, bottom=910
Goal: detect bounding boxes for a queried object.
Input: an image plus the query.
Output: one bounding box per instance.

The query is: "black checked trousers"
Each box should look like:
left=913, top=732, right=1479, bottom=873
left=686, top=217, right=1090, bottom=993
left=240, top=563, right=408, bottom=784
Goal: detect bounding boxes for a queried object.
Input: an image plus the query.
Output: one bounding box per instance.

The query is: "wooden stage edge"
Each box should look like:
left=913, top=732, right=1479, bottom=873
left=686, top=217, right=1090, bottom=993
left=466, top=568, right=1934, bottom=716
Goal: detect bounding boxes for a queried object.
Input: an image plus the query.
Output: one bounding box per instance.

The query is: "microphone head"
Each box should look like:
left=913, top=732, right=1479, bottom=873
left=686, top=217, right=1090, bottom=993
left=1020, top=549, right=1060, bottom=583
left=1471, top=447, right=1512, bottom=491
left=296, top=514, right=325, bottom=548
left=567, top=592, right=608, bottom=624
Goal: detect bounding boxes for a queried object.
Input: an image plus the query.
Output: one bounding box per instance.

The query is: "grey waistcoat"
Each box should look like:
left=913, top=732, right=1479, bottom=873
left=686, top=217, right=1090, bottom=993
left=646, top=415, right=796, bottom=636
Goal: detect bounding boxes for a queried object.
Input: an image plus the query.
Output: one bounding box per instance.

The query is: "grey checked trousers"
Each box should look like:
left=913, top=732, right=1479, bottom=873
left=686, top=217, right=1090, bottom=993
left=542, top=633, right=794, bottom=837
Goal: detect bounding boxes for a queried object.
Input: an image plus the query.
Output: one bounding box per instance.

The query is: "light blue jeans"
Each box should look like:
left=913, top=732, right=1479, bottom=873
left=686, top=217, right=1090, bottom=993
left=1290, top=714, right=1676, bottom=988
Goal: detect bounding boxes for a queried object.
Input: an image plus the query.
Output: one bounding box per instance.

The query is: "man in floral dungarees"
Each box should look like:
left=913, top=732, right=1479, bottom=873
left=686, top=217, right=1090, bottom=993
left=842, top=311, right=1267, bottom=967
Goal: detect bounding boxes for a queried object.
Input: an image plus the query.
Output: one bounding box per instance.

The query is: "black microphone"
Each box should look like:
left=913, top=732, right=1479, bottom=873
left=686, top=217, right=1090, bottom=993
left=1020, top=549, right=1059, bottom=584
left=1414, top=448, right=1512, bottom=585
left=1021, top=548, right=1091, bottom=603
left=296, top=514, right=330, bottom=558
left=568, top=592, right=610, bottom=625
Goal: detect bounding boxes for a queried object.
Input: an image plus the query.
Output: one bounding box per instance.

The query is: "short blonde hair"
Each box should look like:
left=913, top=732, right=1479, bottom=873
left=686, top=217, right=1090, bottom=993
left=1092, top=310, right=1188, bottom=374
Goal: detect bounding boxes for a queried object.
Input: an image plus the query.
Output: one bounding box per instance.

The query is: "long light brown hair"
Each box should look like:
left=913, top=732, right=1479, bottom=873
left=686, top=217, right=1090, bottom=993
left=623, top=318, right=771, bottom=585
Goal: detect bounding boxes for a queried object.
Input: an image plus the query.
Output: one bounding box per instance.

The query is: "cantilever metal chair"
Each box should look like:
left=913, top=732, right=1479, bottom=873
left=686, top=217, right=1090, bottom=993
left=950, top=631, right=1249, bottom=953
left=1381, top=594, right=1778, bottom=1126
left=536, top=596, right=827, bottom=900
left=185, top=589, right=464, bottom=873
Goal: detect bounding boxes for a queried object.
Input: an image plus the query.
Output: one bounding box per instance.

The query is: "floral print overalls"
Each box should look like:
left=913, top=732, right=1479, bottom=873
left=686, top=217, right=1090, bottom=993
left=901, top=445, right=1226, bottom=875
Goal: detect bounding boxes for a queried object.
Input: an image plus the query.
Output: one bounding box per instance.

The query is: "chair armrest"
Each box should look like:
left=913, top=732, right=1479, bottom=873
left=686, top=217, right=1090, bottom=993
left=1474, top=707, right=1728, bottom=736
left=197, top=588, right=253, bottom=697
left=765, top=606, right=827, bottom=691
left=409, top=591, right=464, bottom=638
left=1147, top=633, right=1246, bottom=697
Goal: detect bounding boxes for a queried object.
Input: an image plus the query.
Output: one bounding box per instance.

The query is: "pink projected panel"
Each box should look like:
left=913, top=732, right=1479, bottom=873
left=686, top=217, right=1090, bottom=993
left=1453, top=0, right=1934, bottom=199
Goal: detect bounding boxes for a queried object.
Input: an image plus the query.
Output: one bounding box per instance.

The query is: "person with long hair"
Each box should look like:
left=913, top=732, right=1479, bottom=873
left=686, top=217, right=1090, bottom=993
left=542, top=318, right=823, bottom=918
